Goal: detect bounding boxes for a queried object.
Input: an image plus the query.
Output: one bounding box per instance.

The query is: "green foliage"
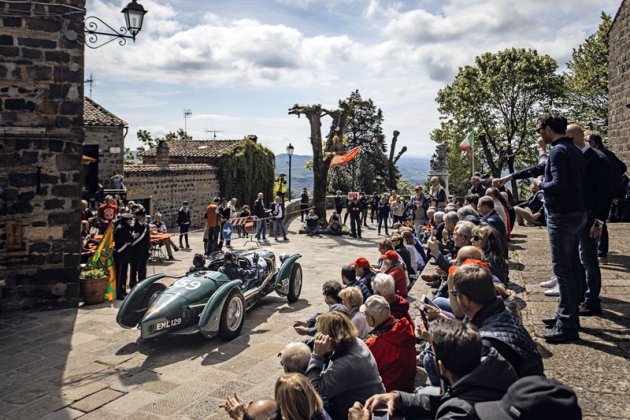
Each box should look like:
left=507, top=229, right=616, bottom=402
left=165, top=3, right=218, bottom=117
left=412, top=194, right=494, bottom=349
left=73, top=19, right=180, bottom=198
left=326, top=90, right=389, bottom=193
left=564, top=12, right=611, bottom=138
left=433, top=48, right=565, bottom=199
left=135, top=128, right=193, bottom=154
left=124, top=147, right=136, bottom=165
left=80, top=268, right=107, bottom=279
left=217, top=137, right=275, bottom=208
left=396, top=178, right=415, bottom=195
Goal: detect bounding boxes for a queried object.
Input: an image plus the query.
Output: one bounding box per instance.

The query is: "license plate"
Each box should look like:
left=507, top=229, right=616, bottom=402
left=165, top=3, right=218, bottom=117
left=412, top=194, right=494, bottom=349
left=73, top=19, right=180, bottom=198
left=156, top=318, right=182, bottom=331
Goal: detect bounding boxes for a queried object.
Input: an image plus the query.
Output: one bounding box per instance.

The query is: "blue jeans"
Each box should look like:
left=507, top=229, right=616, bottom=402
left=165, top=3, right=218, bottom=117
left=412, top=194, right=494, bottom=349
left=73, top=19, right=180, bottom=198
left=327, top=226, right=341, bottom=235
left=579, top=217, right=601, bottom=306
left=423, top=342, right=440, bottom=386
left=432, top=297, right=455, bottom=318
left=256, top=219, right=267, bottom=240
left=547, top=211, right=586, bottom=329
left=273, top=218, right=287, bottom=239
left=305, top=225, right=320, bottom=234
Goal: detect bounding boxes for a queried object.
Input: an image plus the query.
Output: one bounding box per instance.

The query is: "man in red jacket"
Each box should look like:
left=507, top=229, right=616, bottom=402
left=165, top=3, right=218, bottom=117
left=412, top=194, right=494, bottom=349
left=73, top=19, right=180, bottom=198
left=362, top=295, right=416, bottom=393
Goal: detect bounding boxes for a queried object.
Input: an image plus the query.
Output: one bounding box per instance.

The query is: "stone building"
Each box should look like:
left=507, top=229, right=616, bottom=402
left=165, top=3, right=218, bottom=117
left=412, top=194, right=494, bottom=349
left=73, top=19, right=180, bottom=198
left=609, top=0, right=630, bottom=167
left=83, top=97, right=127, bottom=191
left=139, top=138, right=242, bottom=165
left=124, top=140, right=221, bottom=228
left=0, top=0, right=85, bottom=311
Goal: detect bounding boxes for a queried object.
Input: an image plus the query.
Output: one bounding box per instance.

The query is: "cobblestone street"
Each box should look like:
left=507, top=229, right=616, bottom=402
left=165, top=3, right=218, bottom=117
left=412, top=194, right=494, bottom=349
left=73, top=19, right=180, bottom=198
left=1, top=217, right=629, bottom=419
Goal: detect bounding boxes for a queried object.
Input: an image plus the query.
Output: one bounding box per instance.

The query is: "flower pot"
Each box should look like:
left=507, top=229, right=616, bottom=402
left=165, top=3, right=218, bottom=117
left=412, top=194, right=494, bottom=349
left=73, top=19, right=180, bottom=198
left=80, top=275, right=110, bottom=305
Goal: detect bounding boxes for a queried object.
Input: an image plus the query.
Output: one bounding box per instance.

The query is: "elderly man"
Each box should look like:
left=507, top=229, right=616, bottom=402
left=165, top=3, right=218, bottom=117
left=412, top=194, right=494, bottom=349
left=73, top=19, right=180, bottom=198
left=304, top=209, right=320, bottom=236
left=150, top=213, right=178, bottom=259
left=278, top=342, right=311, bottom=374
left=477, top=196, right=508, bottom=257
left=514, top=177, right=545, bottom=227
left=362, top=295, right=416, bottom=393
left=428, top=221, right=474, bottom=270
left=271, top=196, right=289, bottom=241
left=327, top=210, right=342, bottom=235
left=429, top=177, right=447, bottom=210
left=253, top=192, right=269, bottom=243
left=220, top=397, right=281, bottom=420
left=471, top=175, right=487, bottom=197
left=407, top=185, right=429, bottom=229
left=371, top=273, right=414, bottom=329
left=457, top=205, right=479, bottom=221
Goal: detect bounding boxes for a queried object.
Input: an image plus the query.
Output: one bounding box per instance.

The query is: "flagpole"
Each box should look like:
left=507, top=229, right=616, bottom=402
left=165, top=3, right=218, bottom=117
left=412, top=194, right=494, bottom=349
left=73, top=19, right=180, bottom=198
left=472, top=134, right=475, bottom=175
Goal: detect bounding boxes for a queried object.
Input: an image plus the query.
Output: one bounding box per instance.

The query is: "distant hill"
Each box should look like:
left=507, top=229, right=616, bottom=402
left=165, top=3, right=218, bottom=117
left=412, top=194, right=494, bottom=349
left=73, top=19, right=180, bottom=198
left=275, top=154, right=432, bottom=193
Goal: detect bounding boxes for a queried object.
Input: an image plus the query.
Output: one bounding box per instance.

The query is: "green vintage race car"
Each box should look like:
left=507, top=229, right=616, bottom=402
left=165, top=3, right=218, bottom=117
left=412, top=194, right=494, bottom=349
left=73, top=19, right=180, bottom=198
left=116, top=251, right=302, bottom=340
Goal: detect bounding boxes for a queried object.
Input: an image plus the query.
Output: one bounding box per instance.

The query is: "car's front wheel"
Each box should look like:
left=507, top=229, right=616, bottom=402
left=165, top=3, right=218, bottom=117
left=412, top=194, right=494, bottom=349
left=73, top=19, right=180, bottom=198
left=218, top=288, right=246, bottom=340
left=287, top=263, right=302, bottom=303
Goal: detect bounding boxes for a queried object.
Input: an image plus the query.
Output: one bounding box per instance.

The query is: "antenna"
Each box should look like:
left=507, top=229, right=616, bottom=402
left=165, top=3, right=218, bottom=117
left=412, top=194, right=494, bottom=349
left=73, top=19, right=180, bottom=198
left=85, top=73, right=95, bottom=98
left=206, top=129, right=224, bottom=139
left=183, top=109, right=192, bottom=136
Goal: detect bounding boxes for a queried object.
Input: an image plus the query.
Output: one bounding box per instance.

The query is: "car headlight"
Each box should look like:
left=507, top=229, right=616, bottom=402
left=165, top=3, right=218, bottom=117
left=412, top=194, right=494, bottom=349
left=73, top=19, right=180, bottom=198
left=280, top=253, right=290, bottom=264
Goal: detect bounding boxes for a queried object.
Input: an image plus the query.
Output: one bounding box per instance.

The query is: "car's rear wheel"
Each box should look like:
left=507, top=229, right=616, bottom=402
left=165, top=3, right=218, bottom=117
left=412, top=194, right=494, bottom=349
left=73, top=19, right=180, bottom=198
left=142, top=283, right=166, bottom=310
left=287, top=263, right=302, bottom=303
left=219, top=288, right=246, bottom=340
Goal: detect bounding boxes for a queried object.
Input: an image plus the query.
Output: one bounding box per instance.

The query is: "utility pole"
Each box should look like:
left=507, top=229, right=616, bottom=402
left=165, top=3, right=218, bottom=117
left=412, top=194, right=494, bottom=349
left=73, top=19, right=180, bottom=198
left=206, top=129, right=224, bottom=139
left=85, top=73, right=95, bottom=98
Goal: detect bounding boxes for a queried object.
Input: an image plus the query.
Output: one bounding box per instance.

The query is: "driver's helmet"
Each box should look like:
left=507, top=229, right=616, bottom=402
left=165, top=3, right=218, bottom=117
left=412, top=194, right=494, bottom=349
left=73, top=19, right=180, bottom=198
left=224, top=251, right=238, bottom=264
left=279, top=253, right=290, bottom=264
left=192, top=253, right=205, bottom=268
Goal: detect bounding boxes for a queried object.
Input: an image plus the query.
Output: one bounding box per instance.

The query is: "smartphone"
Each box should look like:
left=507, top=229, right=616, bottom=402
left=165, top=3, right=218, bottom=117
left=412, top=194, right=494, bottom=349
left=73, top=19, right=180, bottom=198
left=418, top=307, right=429, bottom=330
left=372, top=407, right=389, bottom=420
left=421, top=294, right=440, bottom=310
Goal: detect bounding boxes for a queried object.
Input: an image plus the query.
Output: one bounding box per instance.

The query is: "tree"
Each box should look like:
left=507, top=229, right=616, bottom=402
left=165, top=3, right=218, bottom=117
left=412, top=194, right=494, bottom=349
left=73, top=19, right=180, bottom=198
left=396, top=178, right=415, bottom=195
left=135, top=128, right=193, bottom=154
left=374, top=130, right=407, bottom=191
left=289, top=99, right=370, bottom=220
left=433, top=48, right=565, bottom=199
left=564, top=12, right=611, bottom=138
left=124, top=147, right=136, bottom=165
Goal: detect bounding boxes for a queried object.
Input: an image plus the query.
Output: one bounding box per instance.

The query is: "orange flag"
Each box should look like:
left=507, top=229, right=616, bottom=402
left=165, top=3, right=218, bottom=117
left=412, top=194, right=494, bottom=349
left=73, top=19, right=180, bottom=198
left=329, top=145, right=362, bottom=168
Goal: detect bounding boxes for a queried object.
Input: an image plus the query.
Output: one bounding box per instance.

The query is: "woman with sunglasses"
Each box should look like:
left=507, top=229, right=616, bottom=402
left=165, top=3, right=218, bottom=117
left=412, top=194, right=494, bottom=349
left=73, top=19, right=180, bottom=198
left=471, top=225, right=508, bottom=284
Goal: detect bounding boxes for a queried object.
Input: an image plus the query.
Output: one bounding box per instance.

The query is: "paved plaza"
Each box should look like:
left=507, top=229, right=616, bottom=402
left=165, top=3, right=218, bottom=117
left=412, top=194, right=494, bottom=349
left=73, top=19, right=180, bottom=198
left=0, top=216, right=629, bottom=419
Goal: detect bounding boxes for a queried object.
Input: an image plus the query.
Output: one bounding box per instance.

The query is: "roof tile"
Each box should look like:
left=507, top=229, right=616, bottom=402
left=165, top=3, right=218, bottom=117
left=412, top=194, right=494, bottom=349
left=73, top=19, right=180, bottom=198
left=123, top=163, right=217, bottom=173
left=84, top=97, right=127, bottom=127
left=138, top=139, right=241, bottom=158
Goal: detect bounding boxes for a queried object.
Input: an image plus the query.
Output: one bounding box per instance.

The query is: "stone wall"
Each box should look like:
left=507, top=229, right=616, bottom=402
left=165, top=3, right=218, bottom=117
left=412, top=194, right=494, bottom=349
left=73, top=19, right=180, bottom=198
left=609, top=0, right=630, bottom=167
left=84, top=125, right=125, bottom=187
left=124, top=168, right=221, bottom=228
left=0, top=0, right=85, bottom=311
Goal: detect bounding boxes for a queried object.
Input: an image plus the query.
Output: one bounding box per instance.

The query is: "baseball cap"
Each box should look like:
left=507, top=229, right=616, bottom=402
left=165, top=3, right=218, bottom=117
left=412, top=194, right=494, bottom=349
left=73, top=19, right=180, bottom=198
left=360, top=295, right=390, bottom=319
left=448, top=258, right=490, bottom=276
left=351, top=257, right=370, bottom=269
left=379, top=250, right=399, bottom=261
left=415, top=185, right=423, bottom=190
left=475, top=376, right=581, bottom=420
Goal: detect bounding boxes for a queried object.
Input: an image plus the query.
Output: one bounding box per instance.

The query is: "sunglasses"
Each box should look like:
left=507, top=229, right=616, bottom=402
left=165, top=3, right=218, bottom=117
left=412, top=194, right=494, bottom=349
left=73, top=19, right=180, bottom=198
left=536, top=126, right=545, bottom=134
left=450, top=289, right=458, bottom=296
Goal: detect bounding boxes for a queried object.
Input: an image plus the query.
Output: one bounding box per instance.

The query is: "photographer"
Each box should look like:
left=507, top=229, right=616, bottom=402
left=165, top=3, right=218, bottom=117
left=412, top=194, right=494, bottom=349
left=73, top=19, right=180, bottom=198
left=275, top=173, right=287, bottom=202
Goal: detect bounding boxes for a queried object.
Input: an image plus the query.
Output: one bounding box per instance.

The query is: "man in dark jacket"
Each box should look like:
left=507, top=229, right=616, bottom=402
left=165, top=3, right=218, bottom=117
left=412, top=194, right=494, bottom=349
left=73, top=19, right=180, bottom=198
left=391, top=234, right=414, bottom=277
left=477, top=197, right=508, bottom=258
left=341, top=264, right=371, bottom=302
left=333, top=190, right=344, bottom=215
left=567, top=126, right=612, bottom=317
left=514, top=180, right=545, bottom=227
left=348, top=196, right=363, bottom=238
left=587, top=131, right=627, bottom=264
left=353, top=319, right=517, bottom=420
left=253, top=193, right=269, bottom=242
left=130, top=210, right=151, bottom=288
left=377, top=195, right=391, bottom=235
left=114, top=213, right=135, bottom=300
left=359, top=192, right=370, bottom=227
left=470, top=175, right=487, bottom=197
left=450, top=264, right=544, bottom=377
left=294, top=281, right=349, bottom=336
left=352, top=257, right=376, bottom=294
left=369, top=192, right=379, bottom=224
left=176, top=201, right=191, bottom=248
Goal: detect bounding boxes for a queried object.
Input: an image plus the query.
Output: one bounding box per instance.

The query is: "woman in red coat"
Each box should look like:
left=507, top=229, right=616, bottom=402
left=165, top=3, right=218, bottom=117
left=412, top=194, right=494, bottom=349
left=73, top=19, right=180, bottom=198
left=380, top=250, right=408, bottom=297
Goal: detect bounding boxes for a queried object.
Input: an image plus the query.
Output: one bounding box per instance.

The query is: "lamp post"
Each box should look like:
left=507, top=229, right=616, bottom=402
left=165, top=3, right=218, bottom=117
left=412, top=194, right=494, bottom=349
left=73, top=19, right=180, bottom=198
left=287, top=143, right=294, bottom=201
left=66, top=0, right=148, bottom=49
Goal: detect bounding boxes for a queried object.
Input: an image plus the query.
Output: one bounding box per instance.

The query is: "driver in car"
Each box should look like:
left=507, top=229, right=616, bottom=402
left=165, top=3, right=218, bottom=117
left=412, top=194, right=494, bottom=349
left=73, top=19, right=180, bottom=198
left=219, top=252, right=259, bottom=282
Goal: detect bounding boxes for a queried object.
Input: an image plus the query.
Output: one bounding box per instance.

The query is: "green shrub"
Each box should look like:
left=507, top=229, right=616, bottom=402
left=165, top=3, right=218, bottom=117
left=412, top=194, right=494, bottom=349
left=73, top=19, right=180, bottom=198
left=81, top=268, right=107, bottom=279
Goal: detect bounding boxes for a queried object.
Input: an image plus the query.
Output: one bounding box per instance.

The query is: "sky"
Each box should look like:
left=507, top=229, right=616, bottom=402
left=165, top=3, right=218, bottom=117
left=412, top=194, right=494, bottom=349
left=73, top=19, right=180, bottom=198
left=85, top=0, right=621, bottom=157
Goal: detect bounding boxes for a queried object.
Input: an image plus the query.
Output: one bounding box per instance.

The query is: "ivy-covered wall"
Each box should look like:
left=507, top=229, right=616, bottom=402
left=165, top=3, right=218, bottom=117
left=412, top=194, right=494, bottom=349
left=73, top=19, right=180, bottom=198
left=217, top=138, right=275, bottom=209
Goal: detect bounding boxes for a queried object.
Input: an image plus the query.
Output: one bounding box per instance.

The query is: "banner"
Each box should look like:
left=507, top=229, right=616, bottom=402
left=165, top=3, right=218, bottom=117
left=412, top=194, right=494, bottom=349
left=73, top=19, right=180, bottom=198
left=329, top=145, right=362, bottom=168
left=87, top=223, right=116, bottom=301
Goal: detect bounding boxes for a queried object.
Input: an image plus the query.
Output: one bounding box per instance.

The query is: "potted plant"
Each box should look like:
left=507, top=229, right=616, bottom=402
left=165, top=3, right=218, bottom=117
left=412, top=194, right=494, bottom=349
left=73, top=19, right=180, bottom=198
left=80, top=268, right=109, bottom=305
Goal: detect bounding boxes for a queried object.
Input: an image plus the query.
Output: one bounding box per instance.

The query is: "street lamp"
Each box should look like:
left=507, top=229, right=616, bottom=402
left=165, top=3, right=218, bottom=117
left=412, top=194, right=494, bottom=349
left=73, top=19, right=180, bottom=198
left=66, top=0, right=148, bottom=49
left=286, top=143, right=294, bottom=201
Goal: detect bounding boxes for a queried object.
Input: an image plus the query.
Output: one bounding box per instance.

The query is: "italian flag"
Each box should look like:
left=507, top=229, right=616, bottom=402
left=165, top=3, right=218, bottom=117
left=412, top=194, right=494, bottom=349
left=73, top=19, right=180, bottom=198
left=460, top=130, right=474, bottom=152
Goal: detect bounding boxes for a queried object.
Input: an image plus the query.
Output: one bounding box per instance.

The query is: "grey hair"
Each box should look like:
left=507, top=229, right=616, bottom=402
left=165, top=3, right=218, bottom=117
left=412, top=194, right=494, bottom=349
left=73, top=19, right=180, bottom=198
left=444, top=212, right=459, bottom=225
left=154, top=213, right=162, bottom=218
left=280, top=342, right=311, bottom=374
left=455, top=221, right=475, bottom=240
left=585, top=131, right=602, bottom=145
left=372, top=273, right=396, bottom=297
left=458, top=206, right=478, bottom=220
left=434, top=211, right=445, bottom=221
